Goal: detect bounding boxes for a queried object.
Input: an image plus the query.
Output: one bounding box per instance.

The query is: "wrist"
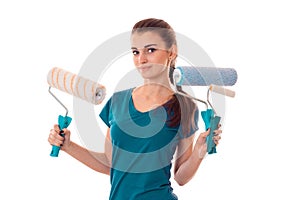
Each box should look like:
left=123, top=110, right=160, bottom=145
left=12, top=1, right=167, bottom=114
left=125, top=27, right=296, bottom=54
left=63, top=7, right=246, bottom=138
left=195, top=143, right=207, bottom=159
left=62, top=141, right=74, bottom=153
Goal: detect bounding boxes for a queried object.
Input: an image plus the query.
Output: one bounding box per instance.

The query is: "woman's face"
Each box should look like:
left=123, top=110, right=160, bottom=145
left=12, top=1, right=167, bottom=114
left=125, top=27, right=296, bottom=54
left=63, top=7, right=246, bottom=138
left=131, top=31, right=171, bottom=80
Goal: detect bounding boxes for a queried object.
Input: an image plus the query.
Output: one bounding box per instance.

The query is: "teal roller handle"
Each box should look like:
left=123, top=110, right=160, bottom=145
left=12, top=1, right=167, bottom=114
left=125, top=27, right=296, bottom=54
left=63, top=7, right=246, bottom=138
left=50, top=145, right=61, bottom=157
left=50, top=130, right=65, bottom=157
left=206, top=116, right=221, bottom=154
left=50, top=115, right=72, bottom=157
left=201, top=109, right=221, bottom=154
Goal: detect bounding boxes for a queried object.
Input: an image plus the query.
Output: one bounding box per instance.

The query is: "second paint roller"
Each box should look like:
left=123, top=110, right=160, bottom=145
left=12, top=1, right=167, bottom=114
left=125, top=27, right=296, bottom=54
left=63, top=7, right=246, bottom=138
left=173, top=66, right=237, bottom=86
left=172, top=66, right=237, bottom=154
left=47, top=67, right=106, bottom=157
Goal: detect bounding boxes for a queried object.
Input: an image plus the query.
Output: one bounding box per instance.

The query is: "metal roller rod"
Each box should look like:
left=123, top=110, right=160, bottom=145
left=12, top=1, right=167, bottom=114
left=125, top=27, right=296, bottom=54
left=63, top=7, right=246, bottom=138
left=48, top=86, right=69, bottom=116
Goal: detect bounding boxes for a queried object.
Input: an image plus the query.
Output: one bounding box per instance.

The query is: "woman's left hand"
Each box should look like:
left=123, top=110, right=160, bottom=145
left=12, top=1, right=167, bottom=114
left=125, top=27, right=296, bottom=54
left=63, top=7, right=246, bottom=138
left=195, top=124, right=222, bottom=159
left=213, top=124, right=222, bottom=146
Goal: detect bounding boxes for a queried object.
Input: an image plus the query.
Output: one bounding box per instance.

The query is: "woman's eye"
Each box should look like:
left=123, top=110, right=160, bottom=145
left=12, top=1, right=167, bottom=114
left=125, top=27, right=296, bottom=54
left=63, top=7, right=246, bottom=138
left=147, top=48, right=156, bottom=53
left=132, top=50, right=139, bottom=55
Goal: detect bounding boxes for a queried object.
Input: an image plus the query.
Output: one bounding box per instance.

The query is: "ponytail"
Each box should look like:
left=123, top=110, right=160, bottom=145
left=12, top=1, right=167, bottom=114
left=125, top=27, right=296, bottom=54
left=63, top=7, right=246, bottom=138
left=166, top=66, right=198, bottom=136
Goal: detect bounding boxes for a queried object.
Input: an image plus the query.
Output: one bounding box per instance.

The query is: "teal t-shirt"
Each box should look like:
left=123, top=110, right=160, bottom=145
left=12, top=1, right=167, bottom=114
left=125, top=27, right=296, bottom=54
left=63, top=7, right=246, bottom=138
left=99, top=88, right=199, bottom=200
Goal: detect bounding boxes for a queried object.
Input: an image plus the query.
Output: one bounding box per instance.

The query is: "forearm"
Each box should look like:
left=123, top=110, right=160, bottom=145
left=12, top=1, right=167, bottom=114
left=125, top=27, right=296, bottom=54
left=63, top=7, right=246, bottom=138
left=64, top=141, right=111, bottom=175
left=174, top=143, right=204, bottom=185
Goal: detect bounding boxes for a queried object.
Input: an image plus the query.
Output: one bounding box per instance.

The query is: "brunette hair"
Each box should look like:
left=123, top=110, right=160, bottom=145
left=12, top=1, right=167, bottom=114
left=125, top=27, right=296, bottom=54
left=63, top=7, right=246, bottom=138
left=132, top=18, right=198, bottom=136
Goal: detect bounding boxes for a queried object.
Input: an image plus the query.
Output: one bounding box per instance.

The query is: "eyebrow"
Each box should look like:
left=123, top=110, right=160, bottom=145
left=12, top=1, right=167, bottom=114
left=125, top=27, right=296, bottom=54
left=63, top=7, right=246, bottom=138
left=131, top=44, right=158, bottom=50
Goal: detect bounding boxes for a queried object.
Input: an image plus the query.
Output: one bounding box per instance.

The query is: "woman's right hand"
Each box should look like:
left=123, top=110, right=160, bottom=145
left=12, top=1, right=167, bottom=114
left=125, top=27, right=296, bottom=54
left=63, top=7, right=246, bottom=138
left=48, top=124, right=71, bottom=151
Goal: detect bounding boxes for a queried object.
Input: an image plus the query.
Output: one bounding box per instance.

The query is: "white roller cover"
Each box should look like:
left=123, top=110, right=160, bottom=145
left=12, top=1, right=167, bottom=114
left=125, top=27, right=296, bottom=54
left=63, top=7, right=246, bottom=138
left=47, top=67, right=106, bottom=105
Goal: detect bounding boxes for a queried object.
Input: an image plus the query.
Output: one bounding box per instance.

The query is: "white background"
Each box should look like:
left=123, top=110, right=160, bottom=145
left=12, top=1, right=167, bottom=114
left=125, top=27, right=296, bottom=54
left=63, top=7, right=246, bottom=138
left=1, top=0, right=299, bottom=199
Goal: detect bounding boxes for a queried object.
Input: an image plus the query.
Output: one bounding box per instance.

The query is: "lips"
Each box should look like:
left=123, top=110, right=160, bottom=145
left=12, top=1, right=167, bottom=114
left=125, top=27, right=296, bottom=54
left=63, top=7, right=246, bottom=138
left=138, top=65, right=152, bottom=71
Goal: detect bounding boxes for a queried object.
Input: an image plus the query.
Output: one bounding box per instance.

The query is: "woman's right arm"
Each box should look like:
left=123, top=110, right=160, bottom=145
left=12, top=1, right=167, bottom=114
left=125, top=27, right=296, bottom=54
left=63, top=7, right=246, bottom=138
left=48, top=124, right=112, bottom=175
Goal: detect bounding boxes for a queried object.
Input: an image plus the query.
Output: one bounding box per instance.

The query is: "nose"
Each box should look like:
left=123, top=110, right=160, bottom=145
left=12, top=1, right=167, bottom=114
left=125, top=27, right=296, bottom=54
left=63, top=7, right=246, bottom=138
left=138, top=52, right=147, bottom=64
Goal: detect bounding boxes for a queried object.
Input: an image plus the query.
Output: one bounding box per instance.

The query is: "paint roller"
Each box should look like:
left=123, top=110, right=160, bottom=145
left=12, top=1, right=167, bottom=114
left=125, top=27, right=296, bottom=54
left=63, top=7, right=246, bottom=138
left=172, top=66, right=237, bottom=154
left=173, top=66, right=237, bottom=86
left=47, top=67, right=106, bottom=157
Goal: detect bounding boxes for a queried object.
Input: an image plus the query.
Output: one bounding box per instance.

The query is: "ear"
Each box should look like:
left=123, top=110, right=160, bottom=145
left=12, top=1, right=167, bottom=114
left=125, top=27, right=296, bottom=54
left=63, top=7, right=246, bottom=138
left=168, top=44, right=178, bottom=60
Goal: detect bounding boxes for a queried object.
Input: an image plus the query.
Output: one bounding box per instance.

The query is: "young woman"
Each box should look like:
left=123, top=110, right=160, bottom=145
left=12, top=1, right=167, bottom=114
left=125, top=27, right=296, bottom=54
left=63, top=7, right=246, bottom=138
left=48, top=18, right=222, bottom=200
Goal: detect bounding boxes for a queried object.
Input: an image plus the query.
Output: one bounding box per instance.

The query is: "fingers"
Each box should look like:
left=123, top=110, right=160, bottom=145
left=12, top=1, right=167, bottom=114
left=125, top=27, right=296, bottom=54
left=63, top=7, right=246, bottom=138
left=62, top=128, right=70, bottom=136
left=54, top=124, right=60, bottom=133
left=213, top=126, right=222, bottom=145
left=197, top=123, right=223, bottom=147
left=200, top=129, right=210, bottom=139
left=202, top=129, right=210, bottom=137
left=196, top=129, right=210, bottom=146
left=213, top=135, right=221, bottom=145
left=48, top=132, right=64, bottom=147
left=48, top=125, right=65, bottom=147
left=214, top=128, right=222, bottom=134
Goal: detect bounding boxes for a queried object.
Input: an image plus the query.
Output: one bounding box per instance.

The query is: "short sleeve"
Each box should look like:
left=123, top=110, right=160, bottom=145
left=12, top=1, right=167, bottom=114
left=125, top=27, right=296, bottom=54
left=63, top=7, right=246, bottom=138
left=99, top=97, right=112, bottom=128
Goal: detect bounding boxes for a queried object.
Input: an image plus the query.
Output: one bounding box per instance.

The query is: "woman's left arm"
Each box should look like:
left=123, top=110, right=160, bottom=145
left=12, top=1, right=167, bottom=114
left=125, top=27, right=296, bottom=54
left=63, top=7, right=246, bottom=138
left=174, top=127, right=222, bottom=186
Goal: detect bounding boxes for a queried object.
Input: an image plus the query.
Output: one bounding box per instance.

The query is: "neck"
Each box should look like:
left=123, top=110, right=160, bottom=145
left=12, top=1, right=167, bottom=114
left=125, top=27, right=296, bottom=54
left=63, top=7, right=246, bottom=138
left=137, top=83, right=173, bottom=96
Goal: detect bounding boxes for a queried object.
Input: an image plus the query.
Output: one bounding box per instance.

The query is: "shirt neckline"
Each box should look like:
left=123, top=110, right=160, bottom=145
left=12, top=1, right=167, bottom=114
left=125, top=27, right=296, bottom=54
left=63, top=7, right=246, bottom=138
left=129, top=87, right=174, bottom=114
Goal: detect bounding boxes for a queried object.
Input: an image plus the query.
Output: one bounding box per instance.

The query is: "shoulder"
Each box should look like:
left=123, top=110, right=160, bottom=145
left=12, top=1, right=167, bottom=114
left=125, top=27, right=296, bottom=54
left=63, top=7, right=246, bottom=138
left=100, top=88, right=133, bottom=117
